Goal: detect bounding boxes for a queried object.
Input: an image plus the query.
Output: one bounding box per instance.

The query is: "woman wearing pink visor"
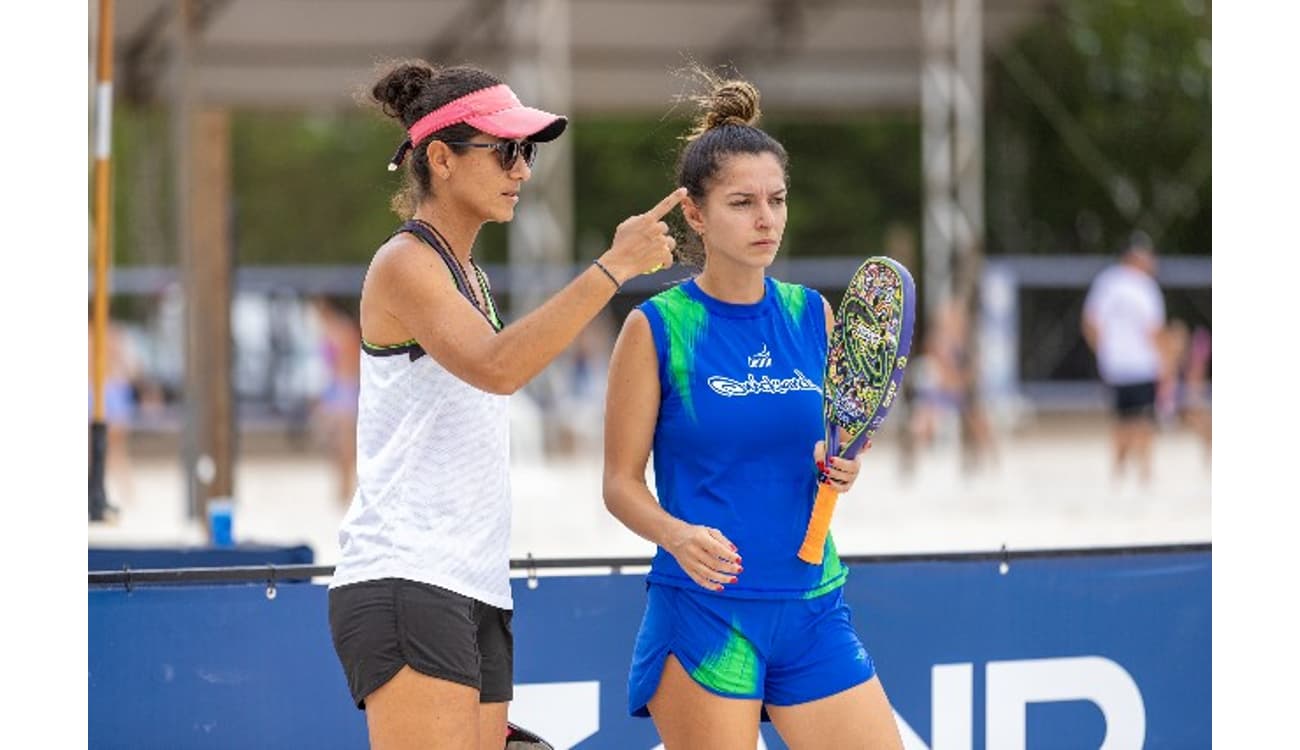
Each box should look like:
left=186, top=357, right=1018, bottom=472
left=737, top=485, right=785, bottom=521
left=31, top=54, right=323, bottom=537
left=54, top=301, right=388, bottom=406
left=328, top=59, right=683, bottom=750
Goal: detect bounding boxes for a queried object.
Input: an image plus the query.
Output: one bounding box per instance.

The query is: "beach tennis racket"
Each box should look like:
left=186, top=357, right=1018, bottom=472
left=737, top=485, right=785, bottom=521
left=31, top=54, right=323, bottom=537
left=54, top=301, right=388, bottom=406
left=797, top=257, right=916, bottom=564
left=505, top=722, right=553, bottom=749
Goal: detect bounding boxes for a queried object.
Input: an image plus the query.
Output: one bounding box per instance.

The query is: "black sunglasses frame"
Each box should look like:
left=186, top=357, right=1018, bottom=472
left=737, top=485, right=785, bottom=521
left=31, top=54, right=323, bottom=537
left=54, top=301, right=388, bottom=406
left=442, top=139, right=538, bottom=170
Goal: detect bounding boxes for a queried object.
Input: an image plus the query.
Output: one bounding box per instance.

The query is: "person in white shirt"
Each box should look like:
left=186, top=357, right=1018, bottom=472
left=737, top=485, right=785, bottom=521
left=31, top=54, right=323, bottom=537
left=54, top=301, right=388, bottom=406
left=328, top=60, right=681, bottom=750
left=1082, top=232, right=1166, bottom=486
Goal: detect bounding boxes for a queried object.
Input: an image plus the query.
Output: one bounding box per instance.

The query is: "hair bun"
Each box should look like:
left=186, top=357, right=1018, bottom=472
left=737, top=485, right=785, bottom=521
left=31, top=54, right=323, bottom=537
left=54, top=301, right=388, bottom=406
left=372, top=63, right=435, bottom=120
left=704, top=81, right=761, bottom=129
left=683, top=77, right=762, bottom=141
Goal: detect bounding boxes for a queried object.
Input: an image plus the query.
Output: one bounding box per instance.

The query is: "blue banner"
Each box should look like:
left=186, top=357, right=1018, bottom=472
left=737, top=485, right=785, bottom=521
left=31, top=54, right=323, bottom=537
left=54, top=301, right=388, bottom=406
left=88, top=548, right=1209, bottom=749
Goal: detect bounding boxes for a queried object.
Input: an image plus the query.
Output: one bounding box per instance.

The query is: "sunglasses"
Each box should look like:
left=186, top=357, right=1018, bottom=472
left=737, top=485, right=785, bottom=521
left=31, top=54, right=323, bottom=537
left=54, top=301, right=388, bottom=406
left=443, top=139, right=538, bottom=171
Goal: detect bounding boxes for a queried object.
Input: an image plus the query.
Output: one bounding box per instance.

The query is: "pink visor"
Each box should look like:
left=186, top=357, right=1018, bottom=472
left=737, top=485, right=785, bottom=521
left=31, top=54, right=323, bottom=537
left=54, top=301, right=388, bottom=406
left=408, top=84, right=567, bottom=146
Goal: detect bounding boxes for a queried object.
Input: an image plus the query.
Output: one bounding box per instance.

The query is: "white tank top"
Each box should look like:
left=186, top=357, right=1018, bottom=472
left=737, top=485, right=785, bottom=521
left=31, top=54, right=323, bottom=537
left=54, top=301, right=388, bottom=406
left=329, top=340, right=514, bottom=609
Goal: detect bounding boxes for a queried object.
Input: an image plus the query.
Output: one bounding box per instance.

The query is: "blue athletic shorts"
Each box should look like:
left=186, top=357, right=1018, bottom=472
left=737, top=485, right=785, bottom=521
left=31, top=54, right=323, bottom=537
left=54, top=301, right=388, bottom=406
left=627, top=582, right=876, bottom=717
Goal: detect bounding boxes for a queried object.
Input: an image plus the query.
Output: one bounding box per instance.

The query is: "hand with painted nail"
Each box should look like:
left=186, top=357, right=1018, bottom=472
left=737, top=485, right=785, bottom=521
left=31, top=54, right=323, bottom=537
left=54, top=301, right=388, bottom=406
left=664, top=523, right=742, bottom=592
left=598, top=187, right=684, bottom=283
left=813, top=439, right=868, bottom=493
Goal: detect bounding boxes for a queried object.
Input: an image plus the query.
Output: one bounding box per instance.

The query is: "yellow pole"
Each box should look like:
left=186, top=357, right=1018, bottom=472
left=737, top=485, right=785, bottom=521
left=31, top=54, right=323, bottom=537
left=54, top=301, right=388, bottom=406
left=90, top=0, right=114, bottom=521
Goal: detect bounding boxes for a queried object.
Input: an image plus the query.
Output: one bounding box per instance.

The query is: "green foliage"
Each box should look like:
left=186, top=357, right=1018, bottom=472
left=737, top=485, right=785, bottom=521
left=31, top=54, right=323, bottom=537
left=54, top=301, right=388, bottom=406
left=230, top=111, right=405, bottom=265
left=767, top=117, right=921, bottom=257
left=109, top=106, right=174, bottom=266
left=105, top=0, right=1208, bottom=267
left=570, top=118, right=686, bottom=261
left=571, top=116, right=920, bottom=262
left=985, top=0, right=1211, bottom=255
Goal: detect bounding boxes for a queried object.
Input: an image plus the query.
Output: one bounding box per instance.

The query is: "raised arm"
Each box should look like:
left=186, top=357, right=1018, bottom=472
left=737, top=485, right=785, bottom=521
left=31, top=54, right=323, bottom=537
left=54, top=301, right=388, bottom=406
left=370, top=188, right=685, bottom=395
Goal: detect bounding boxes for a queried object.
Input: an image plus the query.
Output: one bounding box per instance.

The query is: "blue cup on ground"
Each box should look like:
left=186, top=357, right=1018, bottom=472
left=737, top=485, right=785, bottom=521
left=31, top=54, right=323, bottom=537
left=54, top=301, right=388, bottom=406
left=208, top=499, right=234, bottom=548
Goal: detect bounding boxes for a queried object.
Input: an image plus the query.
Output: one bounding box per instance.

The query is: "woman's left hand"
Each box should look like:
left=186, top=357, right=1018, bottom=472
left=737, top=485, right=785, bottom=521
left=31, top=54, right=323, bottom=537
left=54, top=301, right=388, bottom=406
left=813, top=439, right=868, bottom=493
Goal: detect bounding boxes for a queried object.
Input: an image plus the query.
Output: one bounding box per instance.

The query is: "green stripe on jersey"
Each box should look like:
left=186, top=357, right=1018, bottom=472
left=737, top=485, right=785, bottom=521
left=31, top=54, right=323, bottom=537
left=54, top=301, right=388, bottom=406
left=648, top=286, right=709, bottom=422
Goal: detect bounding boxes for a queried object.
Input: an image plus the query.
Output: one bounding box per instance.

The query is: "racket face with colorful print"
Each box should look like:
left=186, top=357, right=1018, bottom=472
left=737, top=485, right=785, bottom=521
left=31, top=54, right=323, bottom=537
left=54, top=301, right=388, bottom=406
left=823, top=256, right=917, bottom=459
left=797, top=256, right=917, bottom=564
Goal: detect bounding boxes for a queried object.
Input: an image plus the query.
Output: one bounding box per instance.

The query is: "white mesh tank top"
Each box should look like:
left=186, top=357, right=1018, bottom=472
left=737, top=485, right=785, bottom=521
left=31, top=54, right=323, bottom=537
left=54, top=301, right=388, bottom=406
left=331, top=220, right=513, bottom=608
left=329, top=339, right=513, bottom=608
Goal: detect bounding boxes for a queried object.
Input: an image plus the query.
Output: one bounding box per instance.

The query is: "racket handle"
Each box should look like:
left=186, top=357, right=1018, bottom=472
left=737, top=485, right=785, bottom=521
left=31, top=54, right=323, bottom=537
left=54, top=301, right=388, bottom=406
left=797, top=482, right=841, bottom=564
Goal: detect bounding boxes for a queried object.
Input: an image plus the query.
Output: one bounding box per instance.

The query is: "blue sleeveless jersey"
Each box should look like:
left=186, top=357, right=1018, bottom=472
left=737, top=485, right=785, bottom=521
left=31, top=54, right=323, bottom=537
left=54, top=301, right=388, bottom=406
left=638, top=277, right=847, bottom=599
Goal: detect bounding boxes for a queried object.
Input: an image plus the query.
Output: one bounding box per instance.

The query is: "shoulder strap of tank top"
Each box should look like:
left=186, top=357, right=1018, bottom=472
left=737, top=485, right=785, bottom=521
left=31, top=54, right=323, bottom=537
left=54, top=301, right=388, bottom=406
left=393, top=220, right=503, bottom=332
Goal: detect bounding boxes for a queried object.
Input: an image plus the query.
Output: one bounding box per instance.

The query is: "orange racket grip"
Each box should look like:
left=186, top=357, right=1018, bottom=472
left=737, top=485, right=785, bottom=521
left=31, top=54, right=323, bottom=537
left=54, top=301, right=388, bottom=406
left=797, top=481, right=841, bottom=564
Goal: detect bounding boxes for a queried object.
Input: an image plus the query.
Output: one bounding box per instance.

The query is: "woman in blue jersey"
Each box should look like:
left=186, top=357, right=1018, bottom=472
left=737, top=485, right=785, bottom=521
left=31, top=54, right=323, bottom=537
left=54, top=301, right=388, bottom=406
left=327, top=60, right=682, bottom=750
left=603, top=73, right=905, bottom=749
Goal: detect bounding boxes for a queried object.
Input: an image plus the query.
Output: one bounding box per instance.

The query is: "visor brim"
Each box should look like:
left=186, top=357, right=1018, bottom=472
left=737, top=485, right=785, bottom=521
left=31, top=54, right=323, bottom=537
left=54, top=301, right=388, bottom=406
left=468, top=107, right=568, bottom=143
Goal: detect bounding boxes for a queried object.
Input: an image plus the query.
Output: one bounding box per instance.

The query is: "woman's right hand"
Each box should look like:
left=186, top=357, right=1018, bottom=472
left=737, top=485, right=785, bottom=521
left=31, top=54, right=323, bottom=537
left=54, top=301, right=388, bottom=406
left=664, top=523, right=743, bottom=592
left=598, top=187, right=686, bottom=283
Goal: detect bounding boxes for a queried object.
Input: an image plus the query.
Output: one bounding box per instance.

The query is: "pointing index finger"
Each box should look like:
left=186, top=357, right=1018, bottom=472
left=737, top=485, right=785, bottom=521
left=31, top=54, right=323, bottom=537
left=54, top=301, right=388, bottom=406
left=643, top=187, right=688, bottom=221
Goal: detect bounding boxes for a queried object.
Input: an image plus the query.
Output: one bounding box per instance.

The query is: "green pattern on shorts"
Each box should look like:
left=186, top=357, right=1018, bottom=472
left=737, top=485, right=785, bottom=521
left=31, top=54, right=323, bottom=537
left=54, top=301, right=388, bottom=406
left=691, top=620, right=760, bottom=695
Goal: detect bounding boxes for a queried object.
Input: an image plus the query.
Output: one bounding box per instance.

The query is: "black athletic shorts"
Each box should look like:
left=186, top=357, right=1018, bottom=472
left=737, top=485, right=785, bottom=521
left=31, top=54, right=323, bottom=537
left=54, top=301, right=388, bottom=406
left=328, top=577, right=513, bottom=709
left=1113, top=381, right=1157, bottom=420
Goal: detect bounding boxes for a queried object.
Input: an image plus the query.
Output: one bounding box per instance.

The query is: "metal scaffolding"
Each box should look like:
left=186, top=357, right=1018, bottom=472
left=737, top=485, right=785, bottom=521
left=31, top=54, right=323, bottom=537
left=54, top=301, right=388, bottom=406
left=505, top=0, right=575, bottom=416
left=922, top=0, right=988, bottom=471
left=922, top=0, right=985, bottom=318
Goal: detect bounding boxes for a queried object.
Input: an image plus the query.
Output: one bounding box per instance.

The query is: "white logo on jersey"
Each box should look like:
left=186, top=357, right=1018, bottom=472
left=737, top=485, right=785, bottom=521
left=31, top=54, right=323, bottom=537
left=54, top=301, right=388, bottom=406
left=707, top=369, right=821, bottom=397
left=748, top=344, right=772, bottom=369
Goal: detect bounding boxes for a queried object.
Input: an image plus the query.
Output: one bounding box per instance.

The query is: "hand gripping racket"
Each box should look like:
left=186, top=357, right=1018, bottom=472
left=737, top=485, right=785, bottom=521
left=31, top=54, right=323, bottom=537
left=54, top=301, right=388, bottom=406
left=797, top=257, right=916, bottom=564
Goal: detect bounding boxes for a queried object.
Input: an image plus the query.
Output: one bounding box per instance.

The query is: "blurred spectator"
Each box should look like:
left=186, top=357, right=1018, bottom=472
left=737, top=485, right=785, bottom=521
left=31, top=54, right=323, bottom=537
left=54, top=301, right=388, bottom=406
left=310, top=296, right=361, bottom=504
left=1156, top=319, right=1189, bottom=427
left=88, top=314, right=138, bottom=505
left=907, top=351, right=951, bottom=450
left=1158, top=318, right=1211, bottom=465
left=1184, top=326, right=1212, bottom=464
left=1082, top=232, right=1166, bottom=487
left=908, top=296, right=997, bottom=473
left=550, top=310, right=616, bottom=457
